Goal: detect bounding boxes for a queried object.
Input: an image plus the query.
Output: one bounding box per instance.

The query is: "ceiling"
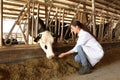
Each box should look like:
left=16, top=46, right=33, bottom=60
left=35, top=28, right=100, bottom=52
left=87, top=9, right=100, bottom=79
left=2, top=0, right=120, bottom=23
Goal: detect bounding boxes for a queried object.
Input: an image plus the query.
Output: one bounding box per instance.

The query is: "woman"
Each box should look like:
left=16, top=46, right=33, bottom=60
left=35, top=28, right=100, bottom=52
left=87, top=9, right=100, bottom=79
left=58, top=21, right=104, bottom=75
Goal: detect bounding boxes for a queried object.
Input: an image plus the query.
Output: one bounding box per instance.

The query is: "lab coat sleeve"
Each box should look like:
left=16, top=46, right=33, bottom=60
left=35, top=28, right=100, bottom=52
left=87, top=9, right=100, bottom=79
left=69, top=32, right=90, bottom=53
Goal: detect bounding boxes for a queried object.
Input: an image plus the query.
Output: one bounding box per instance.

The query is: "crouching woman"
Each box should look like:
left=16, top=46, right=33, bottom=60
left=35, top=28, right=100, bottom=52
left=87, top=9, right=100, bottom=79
left=58, top=21, right=104, bottom=75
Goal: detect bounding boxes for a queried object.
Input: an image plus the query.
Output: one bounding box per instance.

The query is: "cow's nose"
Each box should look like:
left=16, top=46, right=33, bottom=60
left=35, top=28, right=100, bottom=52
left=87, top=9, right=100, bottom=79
left=47, top=54, right=55, bottom=59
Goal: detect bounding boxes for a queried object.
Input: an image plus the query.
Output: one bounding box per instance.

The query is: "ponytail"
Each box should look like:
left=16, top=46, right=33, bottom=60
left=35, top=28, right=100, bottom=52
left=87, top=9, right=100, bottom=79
left=70, top=20, right=98, bottom=40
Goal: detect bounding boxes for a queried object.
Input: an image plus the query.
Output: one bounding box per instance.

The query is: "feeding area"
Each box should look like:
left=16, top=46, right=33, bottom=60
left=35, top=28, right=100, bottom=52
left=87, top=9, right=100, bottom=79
left=0, top=0, right=120, bottom=80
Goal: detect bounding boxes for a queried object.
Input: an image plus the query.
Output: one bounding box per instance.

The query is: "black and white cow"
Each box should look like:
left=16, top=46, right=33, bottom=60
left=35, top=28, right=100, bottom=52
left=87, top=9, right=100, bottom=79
left=29, top=17, right=55, bottom=59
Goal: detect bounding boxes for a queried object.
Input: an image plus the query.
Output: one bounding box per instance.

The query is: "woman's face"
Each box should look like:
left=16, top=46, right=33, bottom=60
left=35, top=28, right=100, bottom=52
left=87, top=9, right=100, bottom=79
left=71, top=25, right=80, bottom=34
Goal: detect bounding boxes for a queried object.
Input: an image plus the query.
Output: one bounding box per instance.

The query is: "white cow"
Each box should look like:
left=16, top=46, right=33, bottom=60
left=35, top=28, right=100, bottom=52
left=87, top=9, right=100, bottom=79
left=34, top=30, right=55, bottom=59
left=27, top=17, right=55, bottom=59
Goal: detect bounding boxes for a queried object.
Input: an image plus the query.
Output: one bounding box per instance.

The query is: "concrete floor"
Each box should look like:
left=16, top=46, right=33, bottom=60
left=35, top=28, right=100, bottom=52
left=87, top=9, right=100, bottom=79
left=51, top=47, right=120, bottom=80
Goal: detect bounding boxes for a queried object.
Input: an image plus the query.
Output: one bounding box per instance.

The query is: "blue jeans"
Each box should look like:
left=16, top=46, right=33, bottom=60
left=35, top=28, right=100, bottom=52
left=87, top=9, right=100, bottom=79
left=74, top=45, right=88, bottom=67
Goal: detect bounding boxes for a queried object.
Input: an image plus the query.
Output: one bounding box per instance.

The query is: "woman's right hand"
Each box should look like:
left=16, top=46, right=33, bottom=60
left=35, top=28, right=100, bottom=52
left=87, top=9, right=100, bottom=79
left=58, top=51, right=71, bottom=58
left=58, top=53, right=66, bottom=58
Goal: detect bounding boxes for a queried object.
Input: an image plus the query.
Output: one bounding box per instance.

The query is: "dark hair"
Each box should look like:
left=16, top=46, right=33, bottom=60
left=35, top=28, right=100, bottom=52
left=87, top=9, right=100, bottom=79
left=70, top=21, right=84, bottom=29
left=70, top=20, right=90, bottom=32
left=70, top=20, right=97, bottom=40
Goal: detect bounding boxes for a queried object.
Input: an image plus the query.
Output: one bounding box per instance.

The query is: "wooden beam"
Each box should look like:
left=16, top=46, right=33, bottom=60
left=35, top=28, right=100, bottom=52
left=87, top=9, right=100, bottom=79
left=92, top=0, right=96, bottom=36
left=96, top=0, right=120, bottom=11
left=6, top=0, right=27, bottom=3
left=3, top=1, right=24, bottom=7
left=0, top=0, right=3, bottom=46
left=3, top=16, right=17, bottom=19
left=53, top=0, right=76, bottom=7
left=5, top=2, right=28, bottom=41
left=67, top=0, right=120, bottom=18
left=3, top=7, right=21, bottom=12
left=60, top=9, right=65, bottom=41
left=26, top=2, right=30, bottom=44
left=31, top=3, right=35, bottom=44
left=36, top=4, right=40, bottom=37
left=2, top=0, right=120, bottom=23
left=3, top=12, right=20, bottom=16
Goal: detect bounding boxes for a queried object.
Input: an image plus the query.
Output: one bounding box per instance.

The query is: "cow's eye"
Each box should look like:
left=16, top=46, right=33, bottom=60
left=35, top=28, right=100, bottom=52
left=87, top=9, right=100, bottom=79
left=45, top=45, right=47, bottom=49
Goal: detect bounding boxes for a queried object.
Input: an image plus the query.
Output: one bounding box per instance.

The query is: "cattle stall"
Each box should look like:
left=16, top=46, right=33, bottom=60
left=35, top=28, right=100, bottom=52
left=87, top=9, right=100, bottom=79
left=0, top=0, right=120, bottom=80
left=1, top=0, right=120, bottom=46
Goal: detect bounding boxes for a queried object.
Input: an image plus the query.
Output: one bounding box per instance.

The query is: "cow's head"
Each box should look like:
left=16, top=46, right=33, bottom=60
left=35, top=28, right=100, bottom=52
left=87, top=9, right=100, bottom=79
left=34, top=30, right=55, bottom=59
left=28, top=17, right=55, bottom=59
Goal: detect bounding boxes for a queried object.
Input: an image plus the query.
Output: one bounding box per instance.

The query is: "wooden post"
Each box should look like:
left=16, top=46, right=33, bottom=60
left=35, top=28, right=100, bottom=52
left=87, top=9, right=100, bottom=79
left=46, top=7, right=51, bottom=29
left=55, top=7, right=58, bottom=35
left=36, top=4, right=40, bottom=37
left=0, top=0, right=3, bottom=46
left=31, top=3, right=35, bottom=44
left=45, top=6, right=48, bottom=27
left=5, top=2, right=29, bottom=43
left=98, top=16, right=103, bottom=41
left=54, top=7, right=58, bottom=42
left=48, top=13, right=57, bottom=25
left=109, top=21, right=113, bottom=42
left=60, top=9, right=65, bottom=41
left=82, top=3, right=88, bottom=24
left=101, top=17, right=105, bottom=42
left=26, top=2, right=30, bottom=44
left=92, top=0, right=96, bottom=36
left=58, top=8, right=61, bottom=37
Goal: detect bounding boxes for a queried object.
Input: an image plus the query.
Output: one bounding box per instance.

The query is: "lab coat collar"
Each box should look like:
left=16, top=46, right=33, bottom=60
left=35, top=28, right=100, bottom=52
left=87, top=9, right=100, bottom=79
left=78, top=29, right=84, bottom=37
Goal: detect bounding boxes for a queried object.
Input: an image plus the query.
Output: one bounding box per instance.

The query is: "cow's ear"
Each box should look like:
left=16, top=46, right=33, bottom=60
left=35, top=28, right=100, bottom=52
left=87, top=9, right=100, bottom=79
left=34, top=34, right=42, bottom=42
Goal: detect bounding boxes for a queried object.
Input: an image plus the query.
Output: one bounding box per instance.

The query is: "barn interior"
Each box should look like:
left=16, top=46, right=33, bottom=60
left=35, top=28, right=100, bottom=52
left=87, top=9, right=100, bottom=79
left=0, top=0, right=120, bottom=80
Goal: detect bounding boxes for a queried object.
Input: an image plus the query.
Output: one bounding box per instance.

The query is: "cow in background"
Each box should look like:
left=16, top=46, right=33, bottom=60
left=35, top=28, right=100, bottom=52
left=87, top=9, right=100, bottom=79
left=48, top=20, right=72, bottom=43
left=28, top=17, right=55, bottom=59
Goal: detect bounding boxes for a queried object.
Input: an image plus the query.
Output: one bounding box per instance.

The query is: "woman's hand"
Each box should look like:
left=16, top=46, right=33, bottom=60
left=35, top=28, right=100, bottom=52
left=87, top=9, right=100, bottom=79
left=58, top=53, right=66, bottom=58
left=58, top=51, right=71, bottom=58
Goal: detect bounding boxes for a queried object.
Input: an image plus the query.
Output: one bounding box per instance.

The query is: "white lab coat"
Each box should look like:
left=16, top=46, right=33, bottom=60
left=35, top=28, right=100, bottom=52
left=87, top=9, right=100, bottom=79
left=69, top=29, right=104, bottom=66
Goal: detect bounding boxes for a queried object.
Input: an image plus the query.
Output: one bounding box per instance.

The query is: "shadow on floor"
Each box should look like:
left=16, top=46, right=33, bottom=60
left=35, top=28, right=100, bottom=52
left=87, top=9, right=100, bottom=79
left=95, top=47, right=120, bottom=69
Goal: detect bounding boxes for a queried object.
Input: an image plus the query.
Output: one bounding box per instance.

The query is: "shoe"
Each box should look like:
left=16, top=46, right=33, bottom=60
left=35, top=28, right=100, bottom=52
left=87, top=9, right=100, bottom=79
left=78, top=65, right=91, bottom=75
left=88, top=62, right=94, bottom=70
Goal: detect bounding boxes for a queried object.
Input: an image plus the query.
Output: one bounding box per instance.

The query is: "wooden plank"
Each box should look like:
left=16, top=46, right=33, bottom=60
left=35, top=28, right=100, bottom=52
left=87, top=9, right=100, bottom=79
left=55, top=7, right=58, bottom=35
left=5, top=0, right=27, bottom=3
left=36, top=4, right=40, bottom=37
left=2, top=0, right=120, bottom=23
left=53, top=0, right=76, bottom=7
left=67, top=0, right=120, bottom=20
left=92, top=0, right=96, bottom=36
left=60, top=9, right=65, bottom=41
left=58, top=8, right=62, bottom=36
left=96, top=0, right=120, bottom=11
left=3, top=1, right=24, bottom=7
left=3, top=7, right=21, bottom=12
left=31, top=3, right=35, bottom=44
left=3, top=16, right=17, bottom=19
left=0, top=0, right=3, bottom=46
left=69, top=0, right=120, bottom=15
left=3, top=12, right=19, bottom=16
left=5, top=2, right=29, bottom=41
left=26, top=2, right=30, bottom=44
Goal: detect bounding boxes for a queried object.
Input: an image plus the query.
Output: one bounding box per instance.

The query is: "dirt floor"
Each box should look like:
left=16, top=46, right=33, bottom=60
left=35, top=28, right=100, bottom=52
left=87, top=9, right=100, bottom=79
left=0, top=42, right=120, bottom=80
